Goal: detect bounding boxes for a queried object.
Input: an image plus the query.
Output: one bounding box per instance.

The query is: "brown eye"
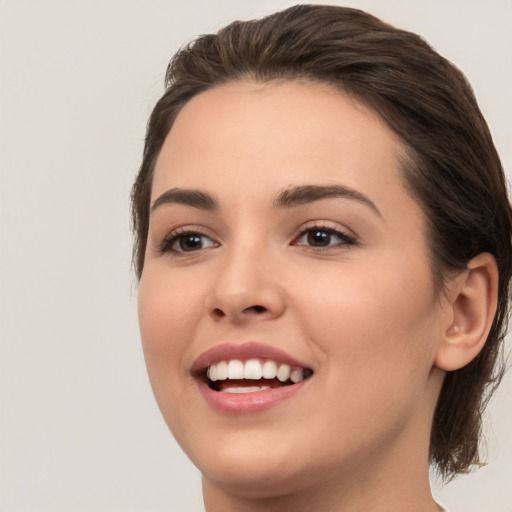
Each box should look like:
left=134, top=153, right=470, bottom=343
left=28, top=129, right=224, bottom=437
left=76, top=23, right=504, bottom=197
left=160, top=231, right=217, bottom=254
left=306, top=230, right=332, bottom=247
left=294, top=227, right=355, bottom=248
left=177, top=234, right=206, bottom=251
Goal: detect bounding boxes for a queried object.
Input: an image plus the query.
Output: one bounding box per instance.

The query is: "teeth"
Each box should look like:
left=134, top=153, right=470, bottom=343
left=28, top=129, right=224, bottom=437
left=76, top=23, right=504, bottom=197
left=290, top=368, right=304, bottom=383
left=216, top=360, right=229, bottom=380
left=223, top=386, right=271, bottom=394
left=244, top=359, right=263, bottom=379
left=262, top=360, right=277, bottom=379
left=277, top=364, right=291, bottom=382
left=207, top=359, right=309, bottom=383
left=208, top=364, right=218, bottom=382
left=227, top=360, right=245, bottom=380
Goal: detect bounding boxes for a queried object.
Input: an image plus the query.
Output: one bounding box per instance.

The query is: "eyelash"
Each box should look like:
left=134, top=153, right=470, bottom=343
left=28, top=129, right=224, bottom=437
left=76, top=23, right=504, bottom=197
left=159, top=224, right=357, bottom=256
left=159, top=228, right=217, bottom=255
left=292, top=224, right=357, bottom=249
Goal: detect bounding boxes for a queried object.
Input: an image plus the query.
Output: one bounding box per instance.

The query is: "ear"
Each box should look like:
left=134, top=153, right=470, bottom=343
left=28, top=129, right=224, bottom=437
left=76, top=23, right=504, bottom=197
left=435, top=253, right=499, bottom=371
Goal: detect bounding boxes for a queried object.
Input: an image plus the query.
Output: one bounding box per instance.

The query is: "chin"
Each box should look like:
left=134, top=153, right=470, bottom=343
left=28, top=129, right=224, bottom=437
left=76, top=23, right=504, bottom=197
left=201, top=457, right=315, bottom=501
left=181, top=428, right=317, bottom=498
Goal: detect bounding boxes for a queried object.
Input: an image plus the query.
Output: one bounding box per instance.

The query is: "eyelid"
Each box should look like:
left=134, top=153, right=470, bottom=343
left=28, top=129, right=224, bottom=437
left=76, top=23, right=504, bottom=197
left=293, top=220, right=357, bottom=239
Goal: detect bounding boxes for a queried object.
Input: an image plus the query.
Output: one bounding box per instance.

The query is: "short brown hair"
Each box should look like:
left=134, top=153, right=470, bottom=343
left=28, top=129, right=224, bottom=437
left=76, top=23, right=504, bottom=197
left=131, top=4, right=512, bottom=478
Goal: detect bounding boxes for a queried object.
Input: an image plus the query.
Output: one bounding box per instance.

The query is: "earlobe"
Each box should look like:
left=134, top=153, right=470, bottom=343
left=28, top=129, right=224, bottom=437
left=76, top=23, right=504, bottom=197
left=435, top=253, right=499, bottom=372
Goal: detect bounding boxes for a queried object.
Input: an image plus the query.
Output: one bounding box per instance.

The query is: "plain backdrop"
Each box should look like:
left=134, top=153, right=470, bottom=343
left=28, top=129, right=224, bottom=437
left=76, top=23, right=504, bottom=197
left=0, top=1, right=511, bottom=511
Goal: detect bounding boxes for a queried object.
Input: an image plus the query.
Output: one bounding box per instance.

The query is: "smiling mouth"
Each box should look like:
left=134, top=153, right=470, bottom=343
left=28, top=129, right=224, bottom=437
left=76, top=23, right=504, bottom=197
left=202, top=359, right=314, bottom=393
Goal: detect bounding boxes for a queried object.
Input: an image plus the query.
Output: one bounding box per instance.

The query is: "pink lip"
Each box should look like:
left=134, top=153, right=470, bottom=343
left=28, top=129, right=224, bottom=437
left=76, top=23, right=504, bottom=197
left=191, top=341, right=313, bottom=415
left=197, top=379, right=310, bottom=415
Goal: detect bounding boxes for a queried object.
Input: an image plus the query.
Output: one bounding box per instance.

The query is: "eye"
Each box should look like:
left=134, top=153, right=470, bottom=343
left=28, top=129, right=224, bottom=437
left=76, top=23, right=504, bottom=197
left=293, top=226, right=356, bottom=248
left=160, top=230, right=218, bottom=254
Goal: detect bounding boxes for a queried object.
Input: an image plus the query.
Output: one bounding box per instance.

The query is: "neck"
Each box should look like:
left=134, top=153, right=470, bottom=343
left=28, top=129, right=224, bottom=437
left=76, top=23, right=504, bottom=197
left=202, top=450, right=439, bottom=512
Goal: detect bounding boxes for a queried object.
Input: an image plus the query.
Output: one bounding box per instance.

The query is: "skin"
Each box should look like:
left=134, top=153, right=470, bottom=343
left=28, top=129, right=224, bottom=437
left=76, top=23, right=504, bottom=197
left=138, top=80, right=467, bottom=512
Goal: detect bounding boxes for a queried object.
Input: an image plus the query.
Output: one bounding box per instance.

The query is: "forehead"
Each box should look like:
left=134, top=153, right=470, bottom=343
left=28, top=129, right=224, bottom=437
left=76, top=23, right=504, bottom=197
left=151, top=80, right=416, bottom=221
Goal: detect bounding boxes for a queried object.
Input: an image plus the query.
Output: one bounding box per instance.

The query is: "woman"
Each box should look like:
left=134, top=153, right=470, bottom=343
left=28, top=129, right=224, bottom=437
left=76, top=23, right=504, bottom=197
left=131, top=5, right=511, bottom=511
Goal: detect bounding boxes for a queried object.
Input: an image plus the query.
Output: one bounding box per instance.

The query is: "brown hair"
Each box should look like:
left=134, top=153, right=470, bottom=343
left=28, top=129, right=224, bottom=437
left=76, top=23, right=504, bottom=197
left=131, top=4, right=512, bottom=479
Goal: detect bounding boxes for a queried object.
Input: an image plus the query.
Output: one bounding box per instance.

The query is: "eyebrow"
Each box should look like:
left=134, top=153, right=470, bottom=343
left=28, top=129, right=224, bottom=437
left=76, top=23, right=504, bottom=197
left=273, top=184, right=381, bottom=217
left=151, top=184, right=381, bottom=217
left=151, top=188, right=219, bottom=213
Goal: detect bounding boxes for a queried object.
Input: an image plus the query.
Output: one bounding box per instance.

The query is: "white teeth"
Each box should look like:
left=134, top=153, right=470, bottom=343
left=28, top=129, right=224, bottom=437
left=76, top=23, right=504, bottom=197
left=227, top=359, right=245, bottom=380
left=207, top=359, right=309, bottom=384
left=208, top=364, right=218, bottom=382
left=277, top=364, right=291, bottom=382
left=216, top=360, right=228, bottom=380
left=262, top=360, right=277, bottom=379
left=244, top=359, right=263, bottom=379
left=290, top=368, right=304, bottom=383
left=223, top=386, right=271, bottom=394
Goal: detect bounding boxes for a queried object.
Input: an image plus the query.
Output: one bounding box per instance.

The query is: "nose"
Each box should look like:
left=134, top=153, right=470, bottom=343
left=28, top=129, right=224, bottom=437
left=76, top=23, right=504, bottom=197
left=205, top=245, right=286, bottom=325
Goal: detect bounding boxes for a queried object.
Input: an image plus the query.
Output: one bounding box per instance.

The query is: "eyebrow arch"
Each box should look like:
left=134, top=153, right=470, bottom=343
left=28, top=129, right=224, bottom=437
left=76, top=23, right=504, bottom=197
left=273, top=184, right=381, bottom=217
left=151, top=188, right=219, bottom=213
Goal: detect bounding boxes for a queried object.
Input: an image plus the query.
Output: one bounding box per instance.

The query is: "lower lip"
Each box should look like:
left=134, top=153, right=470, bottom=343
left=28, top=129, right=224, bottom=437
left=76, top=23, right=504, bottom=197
left=196, top=379, right=309, bottom=415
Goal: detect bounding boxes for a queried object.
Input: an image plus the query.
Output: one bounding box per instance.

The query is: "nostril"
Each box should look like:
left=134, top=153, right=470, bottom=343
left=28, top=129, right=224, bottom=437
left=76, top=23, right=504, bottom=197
left=245, top=305, right=267, bottom=314
left=210, top=305, right=267, bottom=320
left=212, top=308, right=226, bottom=318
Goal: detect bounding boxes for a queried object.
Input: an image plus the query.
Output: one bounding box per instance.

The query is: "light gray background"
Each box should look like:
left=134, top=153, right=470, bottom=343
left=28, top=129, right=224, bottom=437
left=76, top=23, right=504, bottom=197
left=0, top=1, right=510, bottom=511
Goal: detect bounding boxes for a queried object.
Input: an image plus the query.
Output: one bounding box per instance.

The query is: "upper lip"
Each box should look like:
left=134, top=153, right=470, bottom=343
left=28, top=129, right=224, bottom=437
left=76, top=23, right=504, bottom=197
left=190, top=341, right=312, bottom=376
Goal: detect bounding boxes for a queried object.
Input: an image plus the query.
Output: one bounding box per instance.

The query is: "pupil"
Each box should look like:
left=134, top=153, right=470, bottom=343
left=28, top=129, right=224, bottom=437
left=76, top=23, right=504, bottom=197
left=180, top=235, right=202, bottom=251
left=308, top=230, right=330, bottom=246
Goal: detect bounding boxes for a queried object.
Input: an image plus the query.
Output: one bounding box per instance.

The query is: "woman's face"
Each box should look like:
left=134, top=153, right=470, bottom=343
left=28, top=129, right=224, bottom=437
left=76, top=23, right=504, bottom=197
left=138, top=81, right=447, bottom=495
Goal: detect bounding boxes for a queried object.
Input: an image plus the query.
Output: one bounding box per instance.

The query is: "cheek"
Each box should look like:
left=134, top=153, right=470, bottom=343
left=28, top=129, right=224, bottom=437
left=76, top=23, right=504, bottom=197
left=137, top=268, right=202, bottom=383
left=290, top=265, right=439, bottom=447
left=293, top=260, right=438, bottom=379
